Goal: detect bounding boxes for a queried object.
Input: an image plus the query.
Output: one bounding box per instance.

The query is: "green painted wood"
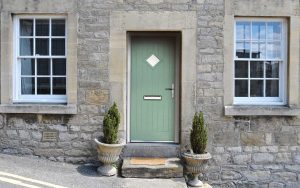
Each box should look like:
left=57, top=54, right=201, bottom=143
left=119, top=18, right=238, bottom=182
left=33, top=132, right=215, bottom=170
left=130, top=36, right=175, bottom=142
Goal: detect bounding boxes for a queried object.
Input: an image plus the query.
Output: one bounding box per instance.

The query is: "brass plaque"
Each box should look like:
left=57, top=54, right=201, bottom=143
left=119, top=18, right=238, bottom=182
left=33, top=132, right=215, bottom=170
left=42, top=131, right=58, bottom=142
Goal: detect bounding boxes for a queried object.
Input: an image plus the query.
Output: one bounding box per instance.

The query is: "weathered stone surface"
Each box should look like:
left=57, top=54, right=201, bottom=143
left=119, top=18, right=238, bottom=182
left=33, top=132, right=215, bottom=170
left=233, top=154, right=251, bottom=165
left=241, top=132, right=265, bottom=146
left=85, top=90, right=109, bottom=104
left=252, top=153, right=274, bottom=163
left=34, top=149, right=64, bottom=157
left=274, top=133, right=297, bottom=146
left=272, top=172, right=297, bottom=182
left=269, top=182, right=284, bottom=188
left=213, top=132, right=239, bottom=146
left=221, top=170, right=242, bottom=180
left=242, top=171, right=271, bottom=181
left=122, top=158, right=183, bottom=178
left=275, top=153, right=292, bottom=163
left=0, top=1, right=299, bottom=187
left=18, top=130, right=30, bottom=140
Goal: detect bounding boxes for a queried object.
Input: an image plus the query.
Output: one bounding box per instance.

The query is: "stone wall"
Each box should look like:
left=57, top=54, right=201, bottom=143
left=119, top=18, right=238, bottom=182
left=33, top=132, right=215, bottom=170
left=0, top=0, right=299, bottom=187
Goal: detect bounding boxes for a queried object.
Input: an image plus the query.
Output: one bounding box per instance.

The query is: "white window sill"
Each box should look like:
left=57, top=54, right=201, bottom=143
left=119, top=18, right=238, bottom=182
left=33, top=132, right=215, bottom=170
left=225, top=105, right=300, bottom=116
left=0, top=104, right=77, bottom=114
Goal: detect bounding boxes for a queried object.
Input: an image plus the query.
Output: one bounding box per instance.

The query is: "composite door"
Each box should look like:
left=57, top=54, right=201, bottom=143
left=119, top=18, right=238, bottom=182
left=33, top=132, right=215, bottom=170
left=130, top=36, right=176, bottom=142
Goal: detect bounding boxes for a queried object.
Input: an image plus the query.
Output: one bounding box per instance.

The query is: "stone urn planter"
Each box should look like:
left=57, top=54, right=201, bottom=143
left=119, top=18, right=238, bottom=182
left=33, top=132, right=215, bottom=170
left=94, top=138, right=125, bottom=176
left=183, top=112, right=211, bottom=187
left=183, top=152, right=211, bottom=187
left=95, top=102, right=125, bottom=176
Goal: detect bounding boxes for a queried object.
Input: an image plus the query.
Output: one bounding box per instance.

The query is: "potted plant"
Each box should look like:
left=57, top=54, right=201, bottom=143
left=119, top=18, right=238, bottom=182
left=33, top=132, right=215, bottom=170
left=94, top=102, right=125, bottom=176
left=183, top=112, right=211, bottom=187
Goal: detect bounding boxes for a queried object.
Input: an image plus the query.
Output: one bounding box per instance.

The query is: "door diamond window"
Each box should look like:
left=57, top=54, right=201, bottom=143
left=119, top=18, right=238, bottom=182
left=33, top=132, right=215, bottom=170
left=146, top=54, right=160, bottom=67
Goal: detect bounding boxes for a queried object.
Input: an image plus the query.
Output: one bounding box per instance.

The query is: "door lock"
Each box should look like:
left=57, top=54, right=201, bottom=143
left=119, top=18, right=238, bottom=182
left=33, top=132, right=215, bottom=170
left=165, top=83, right=174, bottom=98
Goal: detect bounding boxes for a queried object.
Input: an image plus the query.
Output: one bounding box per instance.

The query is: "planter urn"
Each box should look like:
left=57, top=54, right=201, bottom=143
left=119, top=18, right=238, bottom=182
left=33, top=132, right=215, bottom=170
left=94, top=138, right=125, bottom=176
left=183, top=152, right=212, bottom=187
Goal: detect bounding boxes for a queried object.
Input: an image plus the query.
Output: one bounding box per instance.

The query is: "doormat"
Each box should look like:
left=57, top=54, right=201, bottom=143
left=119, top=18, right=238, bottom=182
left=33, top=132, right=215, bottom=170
left=130, top=157, right=166, bottom=165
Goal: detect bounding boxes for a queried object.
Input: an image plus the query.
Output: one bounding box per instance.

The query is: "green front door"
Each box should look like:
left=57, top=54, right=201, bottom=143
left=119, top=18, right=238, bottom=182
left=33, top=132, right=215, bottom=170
left=130, top=36, right=176, bottom=142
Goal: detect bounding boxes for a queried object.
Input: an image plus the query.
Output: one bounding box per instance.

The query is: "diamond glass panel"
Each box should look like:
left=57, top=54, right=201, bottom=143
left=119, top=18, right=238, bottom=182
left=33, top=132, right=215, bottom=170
left=146, top=54, right=160, bottom=67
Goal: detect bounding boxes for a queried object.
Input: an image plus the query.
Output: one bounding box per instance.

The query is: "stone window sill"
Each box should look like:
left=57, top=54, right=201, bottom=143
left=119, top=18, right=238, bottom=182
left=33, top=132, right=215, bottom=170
left=224, top=105, right=300, bottom=116
left=0, top=104, right=77, bottom=114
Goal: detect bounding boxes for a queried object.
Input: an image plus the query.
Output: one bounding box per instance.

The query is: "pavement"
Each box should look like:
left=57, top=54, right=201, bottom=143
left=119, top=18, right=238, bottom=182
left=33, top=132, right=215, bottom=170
left=0, top=153, right=187, bottom=188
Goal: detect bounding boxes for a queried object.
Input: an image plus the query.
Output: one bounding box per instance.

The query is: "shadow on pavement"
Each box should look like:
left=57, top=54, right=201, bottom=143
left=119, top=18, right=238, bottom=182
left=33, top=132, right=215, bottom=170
left=76, top=163, right=99, bottom=177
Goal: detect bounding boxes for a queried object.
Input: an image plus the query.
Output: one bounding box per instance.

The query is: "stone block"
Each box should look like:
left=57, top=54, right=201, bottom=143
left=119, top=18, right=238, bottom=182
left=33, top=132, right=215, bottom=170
left=6, top=130, right=18, bottom=139
left=272, top=172, right=297, bottom=182
left=233, top=154, right=251, bottom=165
left=241, top=171, right=271, bottom=181
left=274, top=132, right=297, bottom=146
left=34, top=149, right=64, bottom=157
left=212, top=154, right=231, bottom=165
left=86, top=89, right=109, bottom=105
left=65, top=149, right=91, bottom=156
left=226, top=146, right=242, bottom=153
left=241, top=132, right=265, bottom=146
left=275, top=153, right=292, bottom=163
left=18, top=130, right=30, bottom=140
left=285, top=165, right=300, bottom=172
left=213, top=132, right=239, bottom=146
left=121, top=158, right=183, bottom=178
left=31, top=132, right=42, bottom=141
left=59, top=133, right=78, bottom=142
left=292, top=152, right=300, bottom=164
left=259, top=146, right=278, bottom=153
left=269, top=182, right=284, bottom=188
left=221, top=170, right=242, bottom=180
left=252, top=153, right=274, bottom=163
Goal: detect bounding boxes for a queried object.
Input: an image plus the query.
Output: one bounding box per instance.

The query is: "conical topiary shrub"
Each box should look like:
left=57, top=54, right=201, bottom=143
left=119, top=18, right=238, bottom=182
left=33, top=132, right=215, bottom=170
left=103, top=102, right=120, bottom=144
left=190, top=112, right=208, bottom=154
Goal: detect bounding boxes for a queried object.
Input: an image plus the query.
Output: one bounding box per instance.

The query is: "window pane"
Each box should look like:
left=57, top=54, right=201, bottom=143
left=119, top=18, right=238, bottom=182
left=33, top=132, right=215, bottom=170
left=235, top=80, right=248, bottom=97
left=236, top=22, right=250, bottom=40
left=36, top=19, right=49, bottom=36
left=267, top=42, right=281, bottom=59
left=53, top=77, right=66, bottom=95
left=52, top=19, right=65, bottom=36
left=37, top=59, right=50, bottom=75
left=36, top=39, right=49, bottom=55
left=20, top=39, right=33, bottom=56
left=266, top=80, right=279, bottom=97
left=53, top=59, right=66, bottom=75
left=20, top=19, right=33, bottom=36
left=21, top=77, right=35, bottom=94
left=51, top=39, right=65, bottom=55
left=235, top=61, right=248, bottom=78
left=250, top=61, right=264, bottom=78
left=37, top=78, right=50, bottom=94
left=236, top=41, right=250, bottom=58
left=252, top=22, right=266, bottom=40
left=250, top=80, right=264, bottom=97
left=252, top=42, right=266, bottom=59
left=266, top=61, right=279, bottom=78
left=21, top=59, right=35, bottom=75
left=267, top=22, right=281, bottom=40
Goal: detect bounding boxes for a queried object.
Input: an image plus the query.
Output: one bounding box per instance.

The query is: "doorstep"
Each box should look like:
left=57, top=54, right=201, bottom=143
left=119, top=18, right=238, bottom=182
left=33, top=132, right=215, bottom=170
left=121, top=157, right=183, bottom=178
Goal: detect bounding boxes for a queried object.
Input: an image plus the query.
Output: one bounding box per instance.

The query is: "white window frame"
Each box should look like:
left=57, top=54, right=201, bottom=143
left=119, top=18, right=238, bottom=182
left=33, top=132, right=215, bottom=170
left=233, top=18, right=287, bottom=105
left=13, top=15, right=67, bottom=103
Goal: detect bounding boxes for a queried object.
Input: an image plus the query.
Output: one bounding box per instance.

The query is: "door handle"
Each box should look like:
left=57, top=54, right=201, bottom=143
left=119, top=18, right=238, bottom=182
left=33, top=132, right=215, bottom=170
left=165, top=84, right=174, bottom=98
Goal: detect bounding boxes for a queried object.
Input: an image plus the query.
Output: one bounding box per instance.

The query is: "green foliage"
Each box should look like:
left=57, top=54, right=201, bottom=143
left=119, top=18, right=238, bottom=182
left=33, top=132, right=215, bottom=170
left=103, top=102, right=120, bottom=144
left=190, top=112, right=208, bottom=154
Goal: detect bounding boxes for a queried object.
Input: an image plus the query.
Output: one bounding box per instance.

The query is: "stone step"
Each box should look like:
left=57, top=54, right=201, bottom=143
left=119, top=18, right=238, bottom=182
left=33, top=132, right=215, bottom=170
left=122, top=143, right=180, bottom=158
left=121, top=157, right=183, bottom=178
